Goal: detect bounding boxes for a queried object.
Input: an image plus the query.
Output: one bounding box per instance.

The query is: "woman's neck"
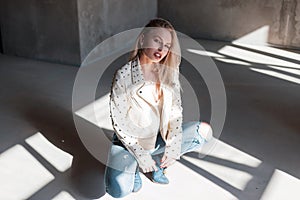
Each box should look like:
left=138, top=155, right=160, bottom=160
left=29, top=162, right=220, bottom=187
left=139, top=55, right=160, bottom=82
left=139, top=52, right=153, bottom=66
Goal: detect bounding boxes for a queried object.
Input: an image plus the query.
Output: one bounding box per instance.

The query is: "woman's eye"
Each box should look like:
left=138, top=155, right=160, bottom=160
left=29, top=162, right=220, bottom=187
left=165, top=45, right=171, bottom=49
left=154, top=39, right=160, bottom=43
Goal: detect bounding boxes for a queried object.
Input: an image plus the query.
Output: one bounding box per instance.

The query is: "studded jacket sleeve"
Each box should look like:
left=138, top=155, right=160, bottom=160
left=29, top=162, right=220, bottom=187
left=164, top=70, right=183, bottom=160
left=109, top=66, right=155, bottom=168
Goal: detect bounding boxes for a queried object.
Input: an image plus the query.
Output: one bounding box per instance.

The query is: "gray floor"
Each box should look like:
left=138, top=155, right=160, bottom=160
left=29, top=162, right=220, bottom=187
left=1, top=39, right=300, bottom=200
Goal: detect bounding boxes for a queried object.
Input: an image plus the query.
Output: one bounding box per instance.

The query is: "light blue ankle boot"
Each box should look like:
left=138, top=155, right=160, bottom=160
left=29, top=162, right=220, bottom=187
left=151, top=156, right=169, bottom=184
left=132, top=167, right=142, bottom=192
left=152, top=166, right=169, bottom=184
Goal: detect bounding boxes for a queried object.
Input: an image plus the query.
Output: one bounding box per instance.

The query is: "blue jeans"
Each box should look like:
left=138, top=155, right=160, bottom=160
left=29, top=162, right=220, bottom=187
left=104, top=121, right=207, bottom=198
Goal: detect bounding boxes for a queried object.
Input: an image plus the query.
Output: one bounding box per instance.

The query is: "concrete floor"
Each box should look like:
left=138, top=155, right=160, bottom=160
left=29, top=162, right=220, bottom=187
left=0, top=39, right=300, bottom=200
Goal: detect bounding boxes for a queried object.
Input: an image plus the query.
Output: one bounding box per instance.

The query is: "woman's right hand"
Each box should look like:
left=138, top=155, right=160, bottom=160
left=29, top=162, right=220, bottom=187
left=138, top=156, right=158, bottom=173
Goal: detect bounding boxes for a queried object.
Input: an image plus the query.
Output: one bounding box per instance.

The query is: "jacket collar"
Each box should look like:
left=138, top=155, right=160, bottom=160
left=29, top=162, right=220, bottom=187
left=131, top=56, right=145, bottom=85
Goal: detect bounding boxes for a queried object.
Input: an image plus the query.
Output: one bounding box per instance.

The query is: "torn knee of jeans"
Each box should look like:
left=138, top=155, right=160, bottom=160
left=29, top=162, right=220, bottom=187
left=197, top=122, right=213, bottom=142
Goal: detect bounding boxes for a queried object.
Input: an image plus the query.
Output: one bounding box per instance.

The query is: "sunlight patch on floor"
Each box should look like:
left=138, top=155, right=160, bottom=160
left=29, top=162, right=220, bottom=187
left=232, top=25, right=300, bottom=62
left=0, top=145, right=54, bottom=199
left=182, top=157, right=253, bottom=190
left=25, top=132, right=73, bottom=172
left=51, top=191, right=76, bottom=200
left=75, top=93, right=113, bottom=131
left=183, top=139, right=261, bottom=190
left=218, top=46, right=300, bottom=69
left=267, top=65, right=300, bottom=76
left=214, top=57, right=252, bottom=66
left=203, top=138, right=262, bottom=168
left=99, top=139, right=265, bottom=200
left=234, top=43, right=300, bottom=62
left=261, top=169, right=300, bottom=200
left=187, top=48, right=226, bottom=58
left=100, top=161, right=238, bottom=200
left=250, top=67, right=300, bottom=85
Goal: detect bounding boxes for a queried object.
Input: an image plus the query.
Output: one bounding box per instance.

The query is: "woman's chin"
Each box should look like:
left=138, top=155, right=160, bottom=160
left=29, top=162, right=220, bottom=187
left=151, top=57, right=162, bottom=63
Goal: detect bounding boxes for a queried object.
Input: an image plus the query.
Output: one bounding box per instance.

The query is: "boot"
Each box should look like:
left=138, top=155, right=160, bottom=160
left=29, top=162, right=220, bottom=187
left=132, top=167, right=142, bottom=192
left=152, top=166, right=169, bottom=184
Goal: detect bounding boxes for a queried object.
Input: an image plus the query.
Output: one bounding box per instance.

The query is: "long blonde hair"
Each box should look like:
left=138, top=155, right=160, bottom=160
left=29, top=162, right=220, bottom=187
left=129, top=18, right=181, bottom=87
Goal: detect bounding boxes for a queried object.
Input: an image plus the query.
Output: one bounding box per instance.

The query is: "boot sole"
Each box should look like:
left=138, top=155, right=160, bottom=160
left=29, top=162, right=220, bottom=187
left=151, top=178, right=169, bottom=185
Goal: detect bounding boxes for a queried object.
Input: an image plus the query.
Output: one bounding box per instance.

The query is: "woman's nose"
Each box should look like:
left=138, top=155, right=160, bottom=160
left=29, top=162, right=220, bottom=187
left=158, top=43, right=163, bottom=51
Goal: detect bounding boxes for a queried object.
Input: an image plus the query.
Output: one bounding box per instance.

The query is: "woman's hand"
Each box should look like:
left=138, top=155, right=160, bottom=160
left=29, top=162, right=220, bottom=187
left=160, top=154, right=176, bottom=168
left=139, top=157, right=158, bottom=173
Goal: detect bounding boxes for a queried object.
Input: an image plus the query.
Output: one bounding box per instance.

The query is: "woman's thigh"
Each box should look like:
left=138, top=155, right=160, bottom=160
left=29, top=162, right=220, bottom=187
left=152, top=121, right=210, bottom=156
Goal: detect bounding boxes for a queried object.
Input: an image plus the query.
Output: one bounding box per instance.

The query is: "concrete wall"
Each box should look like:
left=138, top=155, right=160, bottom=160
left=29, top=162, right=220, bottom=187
left=0, top=25, right=3, bottom=53
left=77, top=0, right=157, bottom=63
left=0, top=0, right=81, bottom=65
left=268, top=0, right=300, bottom=48
left=158, top=0, right=300, bottom=49
left=0, top=0, right=156, bottom=66
left=2, top=0, right=299, bottom=65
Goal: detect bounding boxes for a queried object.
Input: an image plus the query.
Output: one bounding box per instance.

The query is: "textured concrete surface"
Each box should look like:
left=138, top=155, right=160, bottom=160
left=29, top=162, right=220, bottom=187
left=0, top=0, right=80, bottom=65
left=0, top=38, right=300, bottom=199
left=0, top=0, right=156, bottom=66
left=2, top=0, right=300, bottom=65
left=77, top=0, right=157, bottom=63
left=158, top=0, right=300, bottom=49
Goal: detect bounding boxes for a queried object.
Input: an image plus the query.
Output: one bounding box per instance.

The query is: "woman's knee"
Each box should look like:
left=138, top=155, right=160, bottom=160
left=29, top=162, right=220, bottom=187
left=198, top=122, right=213, bottom=141
left=105, top=168, right=134, bottom=198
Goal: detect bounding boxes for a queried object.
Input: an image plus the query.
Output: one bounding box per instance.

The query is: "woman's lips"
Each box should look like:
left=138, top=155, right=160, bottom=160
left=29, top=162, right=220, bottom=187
left=154, top=52, right=162, bottom=59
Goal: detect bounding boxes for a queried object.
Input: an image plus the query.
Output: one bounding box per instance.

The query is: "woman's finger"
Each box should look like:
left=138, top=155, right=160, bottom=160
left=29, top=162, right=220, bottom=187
left=160, top=158, right=169, bottom=168
left=146, top=167, right=150, bottom=173
left=161, top=158, right=175, bottom=168
left=161, top=155, right=167, bottom=163
left=152, top=165, right=158, bottom=172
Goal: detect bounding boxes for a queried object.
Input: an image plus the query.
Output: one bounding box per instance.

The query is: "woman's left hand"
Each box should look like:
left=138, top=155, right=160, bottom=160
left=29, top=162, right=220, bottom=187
left=160, top=154, right=176, bottom=168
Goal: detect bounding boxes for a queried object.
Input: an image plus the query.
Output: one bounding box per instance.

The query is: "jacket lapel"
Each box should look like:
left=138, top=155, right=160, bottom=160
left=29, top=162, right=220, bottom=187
left=129, top=56, right=173, bottom=137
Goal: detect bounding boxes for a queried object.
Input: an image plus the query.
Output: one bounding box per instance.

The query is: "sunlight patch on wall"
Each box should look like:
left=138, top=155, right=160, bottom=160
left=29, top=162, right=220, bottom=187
left=232, top=26, right=270, bottom=46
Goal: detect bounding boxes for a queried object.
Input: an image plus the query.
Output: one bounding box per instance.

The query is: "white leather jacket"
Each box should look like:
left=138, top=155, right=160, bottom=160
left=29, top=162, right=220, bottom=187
left=109, top=57, right=183, bottom=166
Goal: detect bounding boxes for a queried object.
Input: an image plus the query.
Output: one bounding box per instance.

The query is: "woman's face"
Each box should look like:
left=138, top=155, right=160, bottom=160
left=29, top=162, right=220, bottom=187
left=140, top=28, right=172, bottom=63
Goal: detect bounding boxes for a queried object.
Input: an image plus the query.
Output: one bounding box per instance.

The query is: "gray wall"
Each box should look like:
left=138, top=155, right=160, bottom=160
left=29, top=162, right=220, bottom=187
left=0, top=25, right=3, bottom=53
left=0, top=0, right=81, bottom=65
left=77, top=0, right=157, bottom=63
left=2, top=0, right=300, bottom=65
left=0, top=0, right=157, bottom=66
left=158, top=0, right=300, bottom=49
left=268, top=0, right=300, bottom=47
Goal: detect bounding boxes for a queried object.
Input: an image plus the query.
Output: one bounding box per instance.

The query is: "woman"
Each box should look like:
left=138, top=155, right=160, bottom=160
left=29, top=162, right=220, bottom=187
left=105, top=18, right=213, bottom=198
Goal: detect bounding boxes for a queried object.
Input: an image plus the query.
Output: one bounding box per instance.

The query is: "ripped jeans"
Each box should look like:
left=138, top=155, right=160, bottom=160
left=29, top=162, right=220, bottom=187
left=104, top=121, right=207, bottom=198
